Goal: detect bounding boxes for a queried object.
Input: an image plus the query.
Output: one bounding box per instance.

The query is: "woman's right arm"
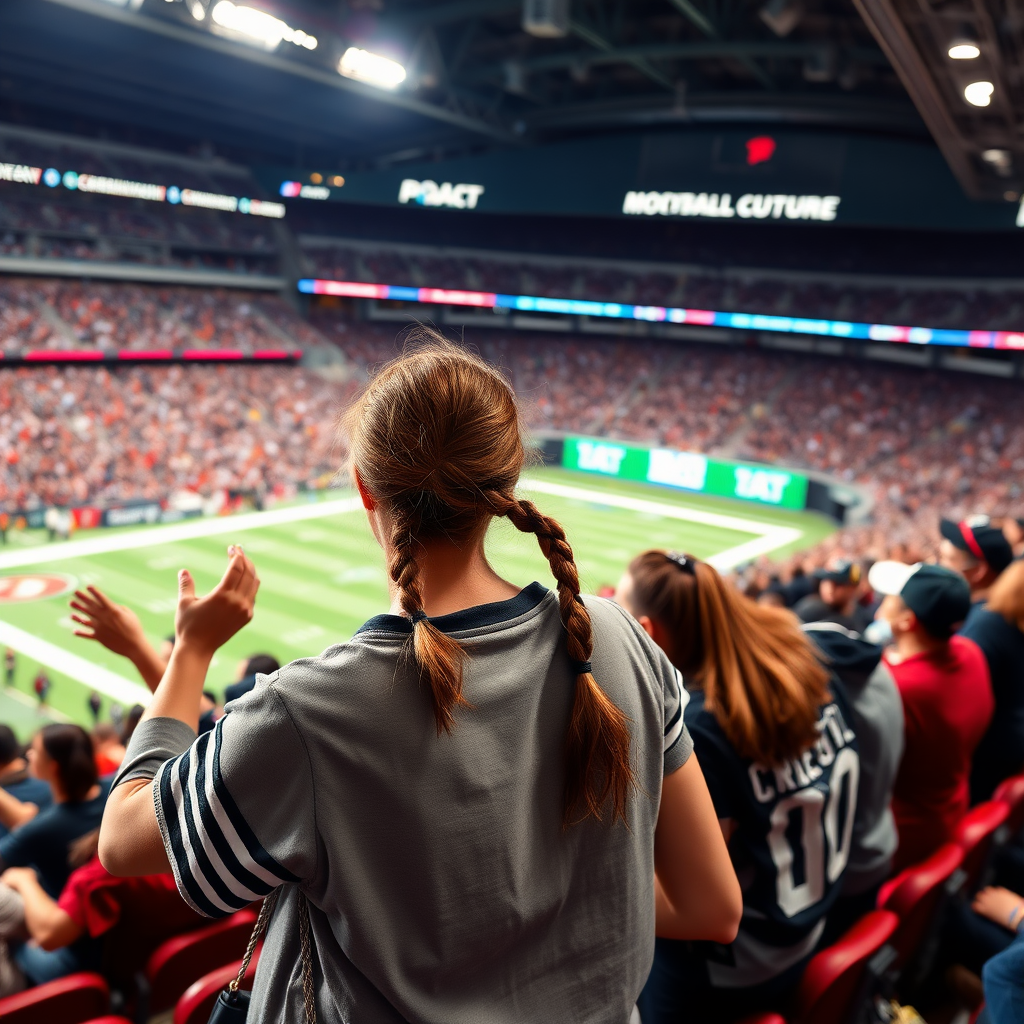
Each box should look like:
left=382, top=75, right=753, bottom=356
left=654, top=754, right=742, bottom=943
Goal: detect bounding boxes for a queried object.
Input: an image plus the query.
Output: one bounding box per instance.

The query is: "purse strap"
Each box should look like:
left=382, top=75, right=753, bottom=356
left=229, top=887, right=317, bottom=1024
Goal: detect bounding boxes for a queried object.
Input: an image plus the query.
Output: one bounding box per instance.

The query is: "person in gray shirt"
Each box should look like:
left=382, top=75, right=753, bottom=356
left=100, top=341, right=742, bottom=1024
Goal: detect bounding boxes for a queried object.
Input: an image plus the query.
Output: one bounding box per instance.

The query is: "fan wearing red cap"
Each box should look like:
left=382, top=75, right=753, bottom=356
left=869, top=561, right=993, bottom=873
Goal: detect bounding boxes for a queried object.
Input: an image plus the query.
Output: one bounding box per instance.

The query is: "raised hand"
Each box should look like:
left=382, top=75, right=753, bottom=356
left=70, top=586, right=149, bottom=658
left=175, top=545, right=260, bottom=657
left=972, top=886, right=1024, bottom=932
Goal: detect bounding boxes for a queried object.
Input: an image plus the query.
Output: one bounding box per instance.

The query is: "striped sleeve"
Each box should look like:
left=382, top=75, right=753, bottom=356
left=662, top=662, right=693, bottom=775
left=153, top=685, right=315, bottom=919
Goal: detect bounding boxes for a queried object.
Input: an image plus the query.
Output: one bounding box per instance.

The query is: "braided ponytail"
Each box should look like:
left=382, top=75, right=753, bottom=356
left=496, top=493, right=636, bottom=826
left=345, top=334, right=635, bottom=825
left=389, top=520, right=469, bottom=735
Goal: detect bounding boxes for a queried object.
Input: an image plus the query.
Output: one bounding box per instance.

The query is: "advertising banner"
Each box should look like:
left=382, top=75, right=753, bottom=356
left=562, top=436, right=809, bottom=510
left=259, top=128, right=1024, bottom=232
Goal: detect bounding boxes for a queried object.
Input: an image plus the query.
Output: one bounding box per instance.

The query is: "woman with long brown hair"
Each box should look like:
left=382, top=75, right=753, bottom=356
left=617, top=550, right=860, bottom=1024
left=98, top=339, right=740, bottom=1023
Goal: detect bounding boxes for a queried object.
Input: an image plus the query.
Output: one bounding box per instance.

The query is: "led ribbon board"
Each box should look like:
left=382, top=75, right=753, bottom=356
left=297, top=278, right=1024, bottom=350
left=562, top=436, right=809, bottom=510
left=1, top=164, right=285, bottom=219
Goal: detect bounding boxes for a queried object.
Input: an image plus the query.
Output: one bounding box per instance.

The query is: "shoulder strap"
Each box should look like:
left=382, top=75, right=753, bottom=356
left=228, top=888, right=317, bottom=1024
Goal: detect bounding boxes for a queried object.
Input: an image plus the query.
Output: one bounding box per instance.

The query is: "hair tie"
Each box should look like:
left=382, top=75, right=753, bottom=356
left=411, top=609, right=428, bottom=623
left=666, top=551, right=696, bottom=574
left=570, top=659, right=593, bottom=675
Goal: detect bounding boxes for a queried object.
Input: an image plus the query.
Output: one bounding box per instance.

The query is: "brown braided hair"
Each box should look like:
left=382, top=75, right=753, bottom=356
left=344, top=334, right=635, bottom=825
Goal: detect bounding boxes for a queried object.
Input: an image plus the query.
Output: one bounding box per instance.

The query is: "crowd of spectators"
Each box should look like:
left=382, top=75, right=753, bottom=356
left=0, top=364, right=355, bottom=510
left=3, top=344, right=1024, bottom=1023
left=302, top=240, right=1024, bottom=331
left=0, top=278, right=317, bottom=355
left=3, top=306, right=1023, bottom=556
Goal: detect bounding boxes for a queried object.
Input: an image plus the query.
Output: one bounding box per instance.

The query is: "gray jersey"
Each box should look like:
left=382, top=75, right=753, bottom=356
left=118, top=584, right=691, bottom=1024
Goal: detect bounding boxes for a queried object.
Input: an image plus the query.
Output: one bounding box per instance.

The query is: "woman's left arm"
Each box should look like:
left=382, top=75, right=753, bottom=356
left=100, top=547, right=259, bottom=878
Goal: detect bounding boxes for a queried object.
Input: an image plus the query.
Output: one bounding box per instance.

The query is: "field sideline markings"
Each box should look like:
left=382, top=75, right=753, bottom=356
left=0, top=496, right=365, bottom=571
left=520, top=478, right=803, bottom=570
left=0, top=619, right=152, bottom=707
left=0, top=481, right=803, bottom=703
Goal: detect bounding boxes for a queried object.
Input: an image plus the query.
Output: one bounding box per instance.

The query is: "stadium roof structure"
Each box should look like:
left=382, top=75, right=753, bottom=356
left=0, top=0, right=1017, bottom=202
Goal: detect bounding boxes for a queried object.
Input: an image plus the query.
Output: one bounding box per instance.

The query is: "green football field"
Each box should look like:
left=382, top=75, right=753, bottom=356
left=0, top=467, right=835, bottom=738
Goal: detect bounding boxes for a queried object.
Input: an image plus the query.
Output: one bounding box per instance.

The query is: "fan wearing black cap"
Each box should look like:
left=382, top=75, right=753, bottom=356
left=939, top=514, right=1015, bottom=604
left=939, top=516, right=1024, bottom=803
left=869, top=561, right=993, bottom=873
left=793, top=558, right=872, bottom=633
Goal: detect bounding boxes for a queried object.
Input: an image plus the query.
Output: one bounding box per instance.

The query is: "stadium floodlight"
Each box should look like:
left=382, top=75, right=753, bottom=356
left=210, top=1, right=318, bottom=51
left=964, top=80, right=994, bottom=106
left=338, top=47, right=407, bottom=89
left=948, top=42, right=980, bottom=59
left=189, top=0, right=208, bottom=20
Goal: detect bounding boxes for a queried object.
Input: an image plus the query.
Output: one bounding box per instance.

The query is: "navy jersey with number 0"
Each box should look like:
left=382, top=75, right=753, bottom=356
left=683, top=681, right=860, bottom=988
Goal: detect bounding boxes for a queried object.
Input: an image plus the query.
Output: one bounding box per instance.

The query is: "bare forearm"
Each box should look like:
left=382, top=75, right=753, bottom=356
left=18, top=879, right=79, bottom=949
left=141, top=644, right=213, bottom=730
left=654, top=756, right=743, bottom=943
left=130, top=641, right=168, bottom=694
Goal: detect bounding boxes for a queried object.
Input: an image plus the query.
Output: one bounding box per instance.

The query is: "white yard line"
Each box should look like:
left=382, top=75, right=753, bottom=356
left=0, top=619, right=151, bottom=707
left=0, top=496, right=364, bottom=571
left=520, top=477, right=803, bottom=569
left=0, top=481, right=802, bottom=701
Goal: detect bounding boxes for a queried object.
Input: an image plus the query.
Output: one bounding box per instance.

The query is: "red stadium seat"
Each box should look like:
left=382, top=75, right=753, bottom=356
left=0, top=971, right=109, bottom=1024
left=792, top=910, right=899, bottom=1024
left=955, top=801, right=1011, bottom=892
left=173, top=952, right=260, bottom=1024
left=137, top=907, right=258, bottom=1021
left=83, top=1019, right=136, bottom=1023
left=877, top=843, right=963, bottom=972
left=736, top=1015, right=787, bottom=1024
left=993, top=773, right=1024, bottom=838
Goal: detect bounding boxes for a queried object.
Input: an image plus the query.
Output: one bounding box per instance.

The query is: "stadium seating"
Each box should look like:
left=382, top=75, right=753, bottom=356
left=791, top=910, right=899, bottom=1024
left=0, top=971, right=110, bottom=1024
left=173, top=954, right=259, bottom=1024
left=877, top=843, right=964, bottom=973
left=993, top=773, right=1024, bottom=838
left=135, top=908, right=258, bottom=1022
left=955, top=801, right=1011, bottom=893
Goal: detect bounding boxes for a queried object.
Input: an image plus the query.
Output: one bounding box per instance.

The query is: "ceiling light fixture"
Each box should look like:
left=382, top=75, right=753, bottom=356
left=338, top=47, right=407, bottom=89
left=964, top=80, right=994, bottom=106
left=210, top=1, right=317, bottom=50
left=948, top=42, right=980, bottom=59
left=189, top=0, right=207, bottom=19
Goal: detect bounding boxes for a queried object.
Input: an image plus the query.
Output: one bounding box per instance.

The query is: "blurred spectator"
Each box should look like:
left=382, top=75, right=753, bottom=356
left=967, top=561, right=1024, bottom=803
left=939, top=515, right=1015, bottom=605
left=91, top=725, right=124, bottom=778
left=0, top=828, right=203, bottom=989
left=0, top=725, right=109, bottom=897
left=0, top=726, right=52, bottom=838
left=223, top=653, right=281, bottom=704
left=868, top=562, right=992, bottom=871
left=794, top=559, right=871, bottom=632
left=803, top=623, right=903, bottom=940
left=617, top=551, right=847, bottom=1024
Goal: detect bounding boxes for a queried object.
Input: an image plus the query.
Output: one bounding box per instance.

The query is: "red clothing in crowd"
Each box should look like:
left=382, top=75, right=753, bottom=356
left=57, top=856, right=204, bottom=984
left=886, top=634, right=993, bottom=872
